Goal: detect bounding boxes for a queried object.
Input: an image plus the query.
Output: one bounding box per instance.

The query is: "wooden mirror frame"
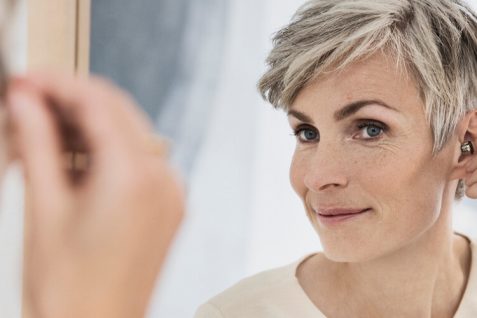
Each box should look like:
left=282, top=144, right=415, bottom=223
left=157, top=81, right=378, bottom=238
left=27, top=0, right=90, bottom=74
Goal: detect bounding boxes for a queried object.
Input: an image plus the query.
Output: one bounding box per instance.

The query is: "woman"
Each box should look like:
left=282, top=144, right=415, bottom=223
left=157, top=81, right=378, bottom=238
left=196, top=0, right=477, bottom=317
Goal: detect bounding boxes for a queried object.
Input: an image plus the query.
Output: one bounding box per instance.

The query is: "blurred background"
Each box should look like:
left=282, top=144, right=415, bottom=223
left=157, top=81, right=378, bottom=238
left=89, top=0, right=477, bottom=317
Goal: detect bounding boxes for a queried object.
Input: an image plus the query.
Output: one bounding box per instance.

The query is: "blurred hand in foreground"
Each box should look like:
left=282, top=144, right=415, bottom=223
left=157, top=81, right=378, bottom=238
left=6, top=73, right=184, bottom=318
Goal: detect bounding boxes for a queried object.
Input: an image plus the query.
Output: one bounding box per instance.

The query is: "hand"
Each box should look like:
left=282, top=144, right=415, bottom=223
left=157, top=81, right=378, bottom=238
left=465, top=153, right=477, bottom=198
left=7, top=73, right=184, bottom=318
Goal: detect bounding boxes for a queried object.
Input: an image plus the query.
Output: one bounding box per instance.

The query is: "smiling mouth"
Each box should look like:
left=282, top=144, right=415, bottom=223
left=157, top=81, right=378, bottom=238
left=318, top=208, right=371, bottom=218
left=315, top=208, right=372, bottom=226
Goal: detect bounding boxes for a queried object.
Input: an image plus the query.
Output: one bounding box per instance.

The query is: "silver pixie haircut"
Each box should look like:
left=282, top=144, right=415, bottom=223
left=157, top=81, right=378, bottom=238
left=258, top=0, right=477, bottom=199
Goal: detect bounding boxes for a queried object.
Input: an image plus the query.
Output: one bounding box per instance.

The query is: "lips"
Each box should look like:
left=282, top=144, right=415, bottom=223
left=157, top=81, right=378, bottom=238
left=317, top=208, right=370, bottom=217
left=315, top=208, right=372, bottom=226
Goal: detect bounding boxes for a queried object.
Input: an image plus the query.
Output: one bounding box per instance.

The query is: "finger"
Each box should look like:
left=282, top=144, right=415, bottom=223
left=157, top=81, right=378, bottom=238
left=465, top=156, right=477, bottom=173
left=465, top=182, right=477, bottom=199
left=7, top=84, right=70, bottom=227
left=20, top=73, right=154, bottom=158
left=465, top=170, right=477, bottom=186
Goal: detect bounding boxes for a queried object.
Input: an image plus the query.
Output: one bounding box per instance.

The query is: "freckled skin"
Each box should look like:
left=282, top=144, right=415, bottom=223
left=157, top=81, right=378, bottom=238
left=288, top=52, right=456, bottom=262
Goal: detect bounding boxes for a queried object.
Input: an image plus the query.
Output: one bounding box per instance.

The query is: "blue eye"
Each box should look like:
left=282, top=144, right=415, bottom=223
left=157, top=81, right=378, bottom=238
left=366, top=126, right=382, bottom=137
left=293, top=125, right=319, bottom=143
left=357, top=121, right=386, bottom=140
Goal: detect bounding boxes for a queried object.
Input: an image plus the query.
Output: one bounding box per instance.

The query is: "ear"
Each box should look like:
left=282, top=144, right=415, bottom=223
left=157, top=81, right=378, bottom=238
left=449, top=110, right=477, bottom=198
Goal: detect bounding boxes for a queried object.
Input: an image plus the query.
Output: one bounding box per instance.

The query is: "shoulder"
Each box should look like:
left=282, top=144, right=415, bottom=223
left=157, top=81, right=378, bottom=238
left=195, top=259, right=308, bottom=318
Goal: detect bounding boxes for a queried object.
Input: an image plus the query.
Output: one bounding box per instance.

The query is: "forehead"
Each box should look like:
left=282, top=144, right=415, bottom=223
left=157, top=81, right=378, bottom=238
left=291, top=52, right=424, bottom=117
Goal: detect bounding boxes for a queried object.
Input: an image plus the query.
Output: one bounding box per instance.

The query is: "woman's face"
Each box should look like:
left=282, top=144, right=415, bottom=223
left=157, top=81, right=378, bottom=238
left=289, top=52, right=459, bottom=262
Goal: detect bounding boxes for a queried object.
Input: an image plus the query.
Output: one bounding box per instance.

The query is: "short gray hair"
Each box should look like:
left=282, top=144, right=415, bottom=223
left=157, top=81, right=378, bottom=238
left=258, top=0, right=477, bottom=199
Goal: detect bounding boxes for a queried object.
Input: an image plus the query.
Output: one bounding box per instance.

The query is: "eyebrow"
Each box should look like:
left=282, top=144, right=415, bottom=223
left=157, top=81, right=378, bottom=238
left=287, top=109, right=313, bottom=122
left=287, top=99, right=398, bottom=123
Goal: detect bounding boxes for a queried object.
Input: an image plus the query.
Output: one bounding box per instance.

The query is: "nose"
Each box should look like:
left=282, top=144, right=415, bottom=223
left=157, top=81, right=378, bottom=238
left=302, top=143, right=349, bottom=193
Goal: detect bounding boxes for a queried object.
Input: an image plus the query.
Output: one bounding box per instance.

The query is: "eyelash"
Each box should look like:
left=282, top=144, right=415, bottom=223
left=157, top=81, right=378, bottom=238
left=355, top=120, right=388, bottom=140
left=292, top=120, right=388, bottom=143
left=292, top=124, right=319, bottom=143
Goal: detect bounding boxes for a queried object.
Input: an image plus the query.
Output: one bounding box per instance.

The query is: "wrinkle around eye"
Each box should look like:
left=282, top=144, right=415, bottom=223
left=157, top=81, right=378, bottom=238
left=357, top=139, right=401, bottom=155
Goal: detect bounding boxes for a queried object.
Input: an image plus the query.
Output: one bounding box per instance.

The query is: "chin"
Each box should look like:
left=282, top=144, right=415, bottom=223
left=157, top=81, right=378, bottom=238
left=316, top=230, right=385, bottom=263
left=308, top=209, right=390, bottom=263
left=321, top=246, right=377, bottom=263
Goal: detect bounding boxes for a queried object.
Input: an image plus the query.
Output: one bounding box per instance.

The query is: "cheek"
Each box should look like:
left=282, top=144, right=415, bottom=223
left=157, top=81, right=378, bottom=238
left=358, top=146, right=445, bottom=231
left=339, top=145, right=397, bottom=187
left=341, top=144, right=431, bottom=208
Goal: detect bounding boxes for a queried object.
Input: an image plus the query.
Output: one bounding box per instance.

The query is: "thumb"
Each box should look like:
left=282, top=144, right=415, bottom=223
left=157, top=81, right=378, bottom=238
left=7, top=84, right=71, bottom=230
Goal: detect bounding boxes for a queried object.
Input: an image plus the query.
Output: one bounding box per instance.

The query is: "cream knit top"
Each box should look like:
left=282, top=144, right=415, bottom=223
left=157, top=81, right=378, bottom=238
left=195, top=234, right=477, bottom=317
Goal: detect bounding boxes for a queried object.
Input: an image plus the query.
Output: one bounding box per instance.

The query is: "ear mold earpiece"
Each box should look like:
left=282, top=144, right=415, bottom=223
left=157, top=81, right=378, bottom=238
left=461, top=141, right=475, bottom=155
